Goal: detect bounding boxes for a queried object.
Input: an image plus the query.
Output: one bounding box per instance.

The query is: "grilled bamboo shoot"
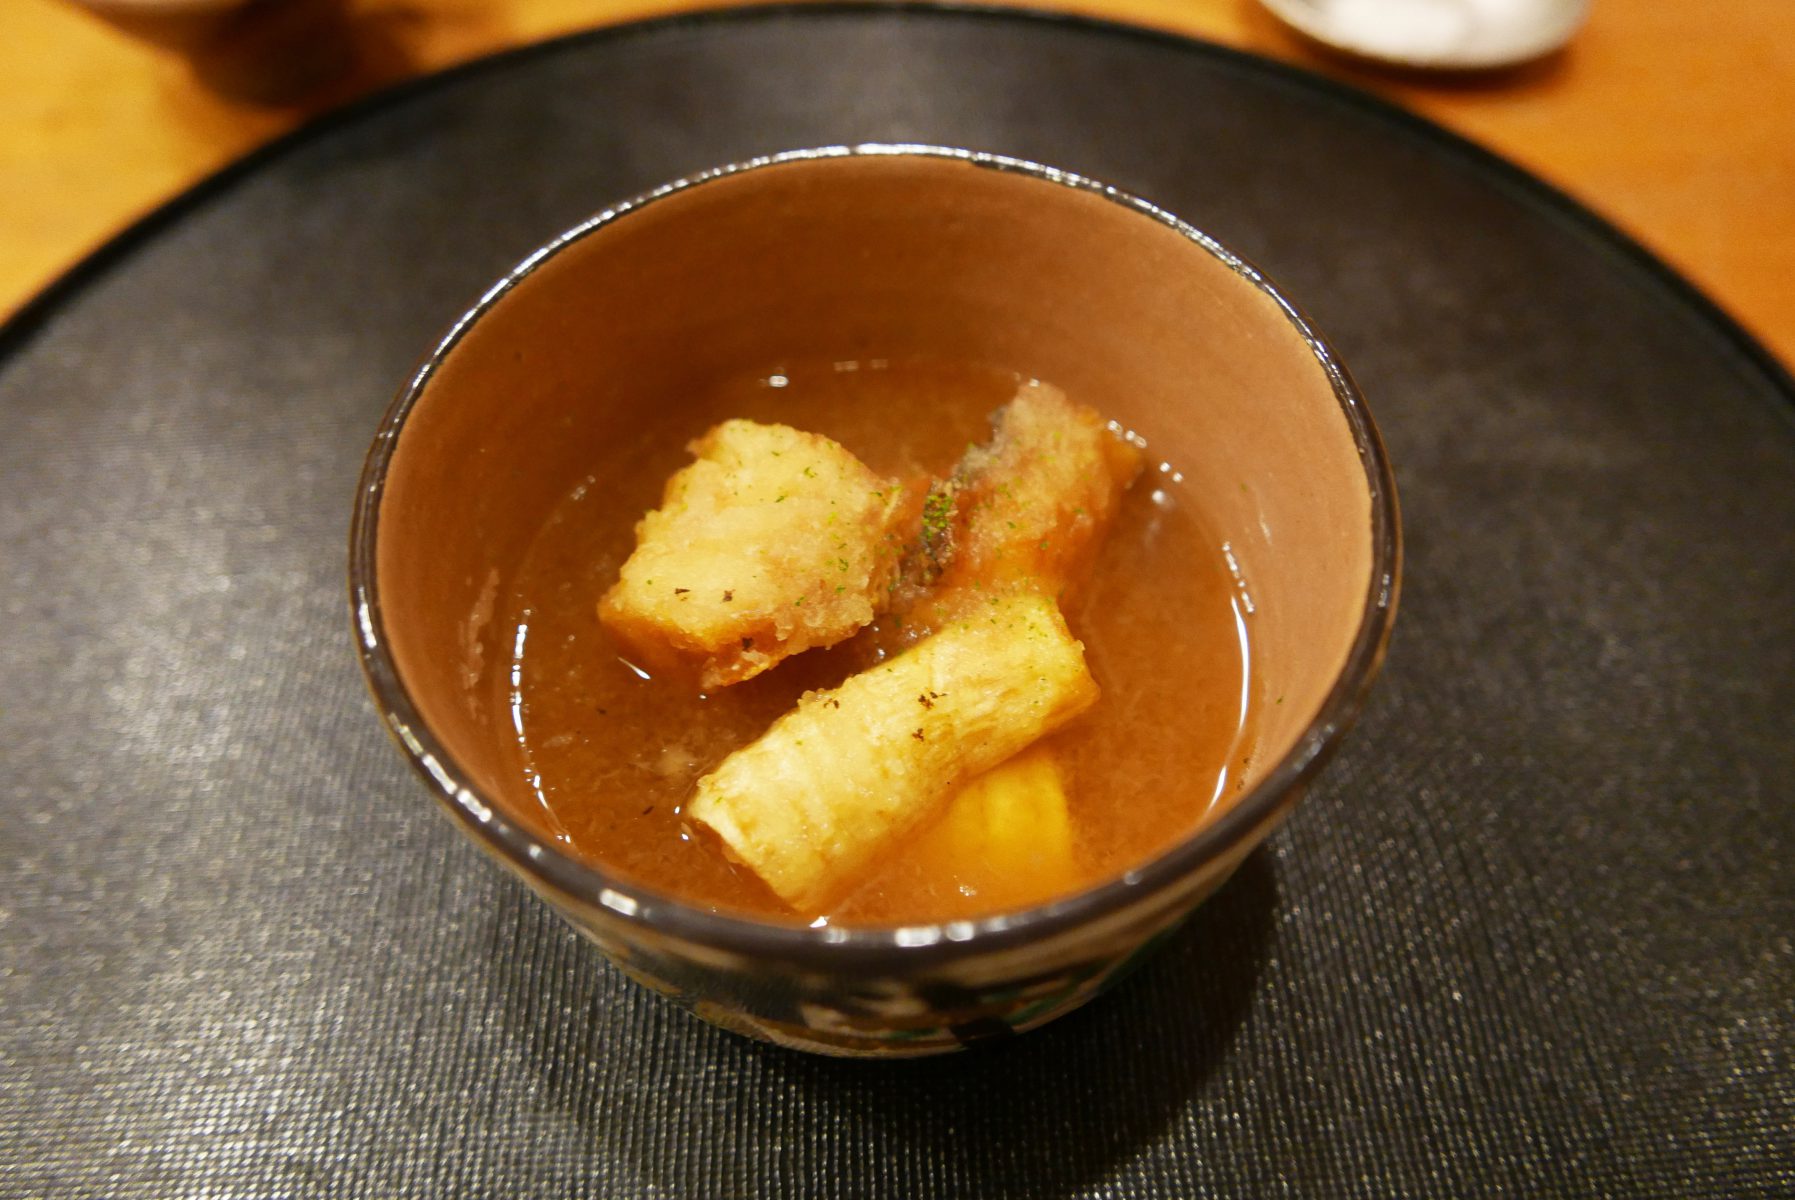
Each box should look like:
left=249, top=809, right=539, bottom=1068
left=689, top=592, right=1097, bottom=912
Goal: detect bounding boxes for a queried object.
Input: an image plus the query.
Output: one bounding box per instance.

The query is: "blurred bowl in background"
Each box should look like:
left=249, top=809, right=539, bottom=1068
left=1257, top=0, right=1591, bottom=71
left=67, top=0, right=352, bottom=100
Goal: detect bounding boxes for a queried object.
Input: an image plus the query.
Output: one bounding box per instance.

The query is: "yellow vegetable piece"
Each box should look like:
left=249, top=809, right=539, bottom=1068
left=907, top=745, right=1080, bottom=912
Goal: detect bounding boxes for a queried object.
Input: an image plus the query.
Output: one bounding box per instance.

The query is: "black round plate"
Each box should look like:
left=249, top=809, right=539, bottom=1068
left=3, top=7, right=1790, bottom=1197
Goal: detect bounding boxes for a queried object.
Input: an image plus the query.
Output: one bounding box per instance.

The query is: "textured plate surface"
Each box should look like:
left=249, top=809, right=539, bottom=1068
left=2, top=7, right=1791, bottom=1197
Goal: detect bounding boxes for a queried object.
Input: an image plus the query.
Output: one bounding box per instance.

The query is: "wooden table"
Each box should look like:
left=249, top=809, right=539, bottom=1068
left=6, top=0, right=1793, bottom=370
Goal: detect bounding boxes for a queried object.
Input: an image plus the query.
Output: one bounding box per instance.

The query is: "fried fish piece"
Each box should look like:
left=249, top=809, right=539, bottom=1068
left=688, top=591, right=1098, bottom=913
left=892, top=380, right=1143, bottom=632
left=599, top=420, right=912, bottom=689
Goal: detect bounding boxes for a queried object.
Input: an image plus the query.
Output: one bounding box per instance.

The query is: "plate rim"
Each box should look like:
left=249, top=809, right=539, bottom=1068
left=4, top=1, right=1791, bottom=415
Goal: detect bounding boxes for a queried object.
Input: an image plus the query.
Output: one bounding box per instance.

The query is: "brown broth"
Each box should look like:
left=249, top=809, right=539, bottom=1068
left=493, top=358, right=1258, bottom=925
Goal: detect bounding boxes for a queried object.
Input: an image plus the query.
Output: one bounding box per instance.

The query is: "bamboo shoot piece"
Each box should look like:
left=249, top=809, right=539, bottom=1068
left=688, top=592, right=1098, bottom=913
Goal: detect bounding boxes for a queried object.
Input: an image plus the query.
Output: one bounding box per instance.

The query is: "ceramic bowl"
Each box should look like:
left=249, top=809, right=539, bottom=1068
left=350, top=145, right=1399, bottom=1056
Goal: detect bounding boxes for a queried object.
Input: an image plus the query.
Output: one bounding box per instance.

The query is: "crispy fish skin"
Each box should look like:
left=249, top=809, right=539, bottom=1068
left=688, top=592, right=1098, bottom=913
left=599, top=420, right=910, bottom=689
left=893, top=381, right=1144, bottom=632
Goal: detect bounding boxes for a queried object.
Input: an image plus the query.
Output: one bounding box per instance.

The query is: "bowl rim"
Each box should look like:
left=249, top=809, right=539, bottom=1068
left=348, top=142, right=1401, bottom=970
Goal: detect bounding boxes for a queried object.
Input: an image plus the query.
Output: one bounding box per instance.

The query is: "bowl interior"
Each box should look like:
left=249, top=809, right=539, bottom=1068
left=370, top=150, right=1377, bottom=880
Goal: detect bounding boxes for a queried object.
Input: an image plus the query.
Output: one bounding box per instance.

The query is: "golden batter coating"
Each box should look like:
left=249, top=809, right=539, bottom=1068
left=893, top=380, right=1144, bottom=633
left=599, top=420, right=912, bottom=689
